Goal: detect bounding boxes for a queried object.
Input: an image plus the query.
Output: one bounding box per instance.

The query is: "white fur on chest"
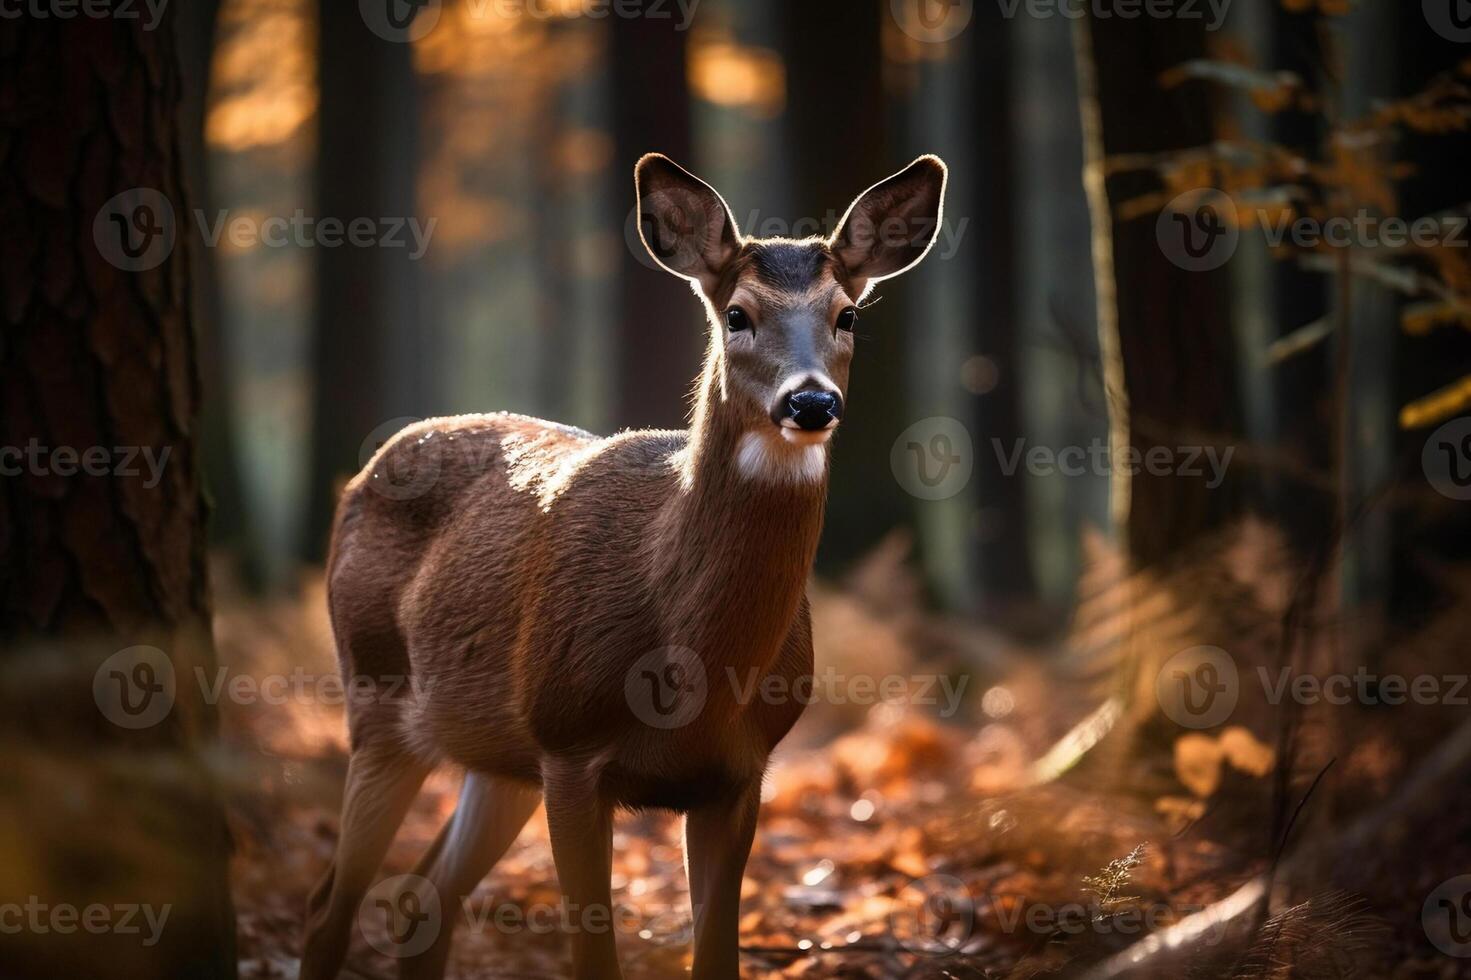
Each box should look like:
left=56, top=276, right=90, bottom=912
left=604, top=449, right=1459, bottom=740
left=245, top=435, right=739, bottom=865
left=735, top=431, right=828, bottom=485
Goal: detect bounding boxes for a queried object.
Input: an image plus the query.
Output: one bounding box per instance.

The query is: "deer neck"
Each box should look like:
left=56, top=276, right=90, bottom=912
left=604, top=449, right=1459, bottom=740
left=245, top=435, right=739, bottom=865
left=655, top=352, right=828, bottom=675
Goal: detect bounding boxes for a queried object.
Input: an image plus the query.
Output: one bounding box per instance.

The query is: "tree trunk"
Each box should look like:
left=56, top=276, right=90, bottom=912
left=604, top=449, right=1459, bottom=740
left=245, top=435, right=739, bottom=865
left=178, top=0, right=262, bottom=589
left=609, top=14, right=696, bottom=430
left=0, top=10, right=236, bottom=978
left=967, top=5, right=1036, bottom=611
left=1074, top=14, right=1240, bottom=567
left=302, top=0, right=424, bottom=561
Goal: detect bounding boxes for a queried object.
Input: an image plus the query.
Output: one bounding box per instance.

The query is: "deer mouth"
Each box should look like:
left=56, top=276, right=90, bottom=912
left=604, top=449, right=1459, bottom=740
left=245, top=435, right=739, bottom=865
left=777, top=419, right=836, bottom=445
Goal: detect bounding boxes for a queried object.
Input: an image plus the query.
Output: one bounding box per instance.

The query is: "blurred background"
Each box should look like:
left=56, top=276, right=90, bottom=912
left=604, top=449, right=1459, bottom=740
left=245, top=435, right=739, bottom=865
left=5, top=0, right=1471, bottom=977
left=202, top=0, right=1088, bottom=611
left=193, top=0, right=1471, bottom=628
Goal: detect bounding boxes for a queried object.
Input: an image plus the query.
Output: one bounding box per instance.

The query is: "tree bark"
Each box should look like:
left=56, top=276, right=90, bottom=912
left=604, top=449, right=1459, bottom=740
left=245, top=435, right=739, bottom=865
left=0, top=9, right=236, bottom=977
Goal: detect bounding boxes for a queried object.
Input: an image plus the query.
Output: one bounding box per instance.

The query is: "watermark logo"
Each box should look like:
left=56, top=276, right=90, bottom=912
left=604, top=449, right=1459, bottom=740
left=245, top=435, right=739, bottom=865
left=1424, top=0, right=1471, bottom=43
left=1157, top=189, right=1239, bottom=272
left=360, top=0, right=442, bottom=42
left=95, top=660, right=432, bottom=728
left=93, top=188, right=176, bottom=273
left=1160, top=191, right=1470, bottom=271
left=93, top=646, right=176, bottom=730
left=891, top=0, right=974, bottom=43
left=625, top=646, right=706, bottom=729
left=94, top=193, right=437, bottom=272
left=1423, top=417, right=1471, bottom=501
left=359, top=417, right=444, bottom=501
left=1424, top=876, right=1471, bottom=957
left=361, top=874, right=442, bottom=958
left=890, top=874, right=974, bottom=955
left=1156, top=646, right=1238, bottom=729
left=891, top=417, right=973, bottom=500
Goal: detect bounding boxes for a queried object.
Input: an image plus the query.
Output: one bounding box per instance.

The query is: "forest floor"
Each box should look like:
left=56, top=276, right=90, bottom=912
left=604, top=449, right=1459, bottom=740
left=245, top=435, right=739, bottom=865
left=219, top=528, right=1471, bottom=979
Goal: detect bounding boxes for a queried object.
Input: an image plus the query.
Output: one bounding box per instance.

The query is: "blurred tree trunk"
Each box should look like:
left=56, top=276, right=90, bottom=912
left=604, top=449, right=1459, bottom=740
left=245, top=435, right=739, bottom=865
left=303, top=0, right=424, bottom=562
left=968, top=6, right=1035, bottom=610
left=0, top=10, right=236, bottom=978
left=1336, top=4, right=1397, bottom=612
left=781, top=0, right=898, bottom=570
left=178, top=0, right=263, bottom=588
left=609, top=15, right=696, bottom=429
left=534, top=30, right=574, bottom=425
left=1011, top=13, right=1108, bottom=608
left=1234, top=5, right=1328, bottom=542
left=1074, top=14, right=1240, bottom=567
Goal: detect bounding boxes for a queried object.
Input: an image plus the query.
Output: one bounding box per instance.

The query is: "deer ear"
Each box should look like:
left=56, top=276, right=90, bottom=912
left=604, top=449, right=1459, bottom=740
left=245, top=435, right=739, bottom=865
left=635, top=153, right=741, bottom=290
left=830, top=155, right=948, bottom=291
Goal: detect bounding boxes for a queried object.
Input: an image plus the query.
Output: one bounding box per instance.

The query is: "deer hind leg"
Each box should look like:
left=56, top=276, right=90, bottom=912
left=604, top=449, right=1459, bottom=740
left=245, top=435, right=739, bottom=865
left=300, top=742, right=430, bottom=980
left=397, top=772, right=542, bottom=980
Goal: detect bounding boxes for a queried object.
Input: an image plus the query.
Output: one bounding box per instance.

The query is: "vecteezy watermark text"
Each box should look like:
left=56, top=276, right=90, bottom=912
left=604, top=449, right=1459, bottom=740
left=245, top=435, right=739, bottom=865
left=0, top=0, right=169, bottom=30
left=995, top=0, right=1230, bottom=30
left=468, top=0, right=699, bottom=28
left=1158, top=189, right=1471, bottom=272
left=991, top=438, right=1234, bottom=488
left=624, top=651, right=970, bottom=730
left=889, top=874, right=1223, bottom=956
left=359, top=0, right=699, bottom=43
left=1157, top=645, right=1471, bottom=729
left=93, top=646, right=436, bottom=730
left=360, top=874, right=694, bottom=959
left=93, top=189, right=438, bottom=273
left=0, top=440, right=170, bottom=488
left=627, top=201, right=968, bottom=275
left=725, top=667, right=968, bottom=717
left=193, top=210, right=437, bottom=259
left=0, top=898, right=170, bottom=947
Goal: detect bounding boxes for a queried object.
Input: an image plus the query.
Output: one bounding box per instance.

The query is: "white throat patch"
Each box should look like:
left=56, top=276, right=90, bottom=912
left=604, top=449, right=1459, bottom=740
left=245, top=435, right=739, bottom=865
left=735, top=431, right=829, bottom=485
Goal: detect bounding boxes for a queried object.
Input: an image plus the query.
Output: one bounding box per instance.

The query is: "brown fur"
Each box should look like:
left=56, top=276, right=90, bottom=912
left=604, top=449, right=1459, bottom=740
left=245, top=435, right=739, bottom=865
left=300, top=153, right=948, bottom=980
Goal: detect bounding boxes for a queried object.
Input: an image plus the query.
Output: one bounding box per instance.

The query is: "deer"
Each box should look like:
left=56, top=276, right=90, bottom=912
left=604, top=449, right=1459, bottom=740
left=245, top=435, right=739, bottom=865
left=299, top=151, right=948, bottom=980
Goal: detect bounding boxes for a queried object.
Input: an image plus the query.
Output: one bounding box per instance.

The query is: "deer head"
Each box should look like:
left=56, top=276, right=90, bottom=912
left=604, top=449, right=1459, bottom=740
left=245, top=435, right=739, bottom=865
left=635, top=153, right=949, bottom=482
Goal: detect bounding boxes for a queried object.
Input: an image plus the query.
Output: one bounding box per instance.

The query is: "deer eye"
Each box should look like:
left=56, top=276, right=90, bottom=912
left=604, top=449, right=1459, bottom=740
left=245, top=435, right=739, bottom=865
left=836, top=307, right=858, bottom=332
left=725, top=306, right=751, bottom=331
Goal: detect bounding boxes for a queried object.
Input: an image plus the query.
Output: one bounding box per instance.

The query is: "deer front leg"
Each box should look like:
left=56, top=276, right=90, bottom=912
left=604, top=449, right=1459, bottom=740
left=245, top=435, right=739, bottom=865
left=685, top=784, right=760, bottom=980
left=543, top=755, right=622, bottom=980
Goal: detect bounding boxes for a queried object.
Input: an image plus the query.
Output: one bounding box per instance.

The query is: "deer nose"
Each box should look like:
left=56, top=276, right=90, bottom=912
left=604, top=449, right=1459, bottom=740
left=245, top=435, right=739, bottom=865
left=784, top=390, right=843, bottom=431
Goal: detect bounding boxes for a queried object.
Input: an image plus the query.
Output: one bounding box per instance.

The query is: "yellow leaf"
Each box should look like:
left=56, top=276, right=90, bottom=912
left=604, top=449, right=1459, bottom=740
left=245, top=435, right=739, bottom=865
left=1401, top=374, right=1471, bottom=429
left=1401, top=302, right=1465, bottom=336
left=1219, top=727, right=1275, bottom=777
left=1174, top=733, right=1223, bottom=798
